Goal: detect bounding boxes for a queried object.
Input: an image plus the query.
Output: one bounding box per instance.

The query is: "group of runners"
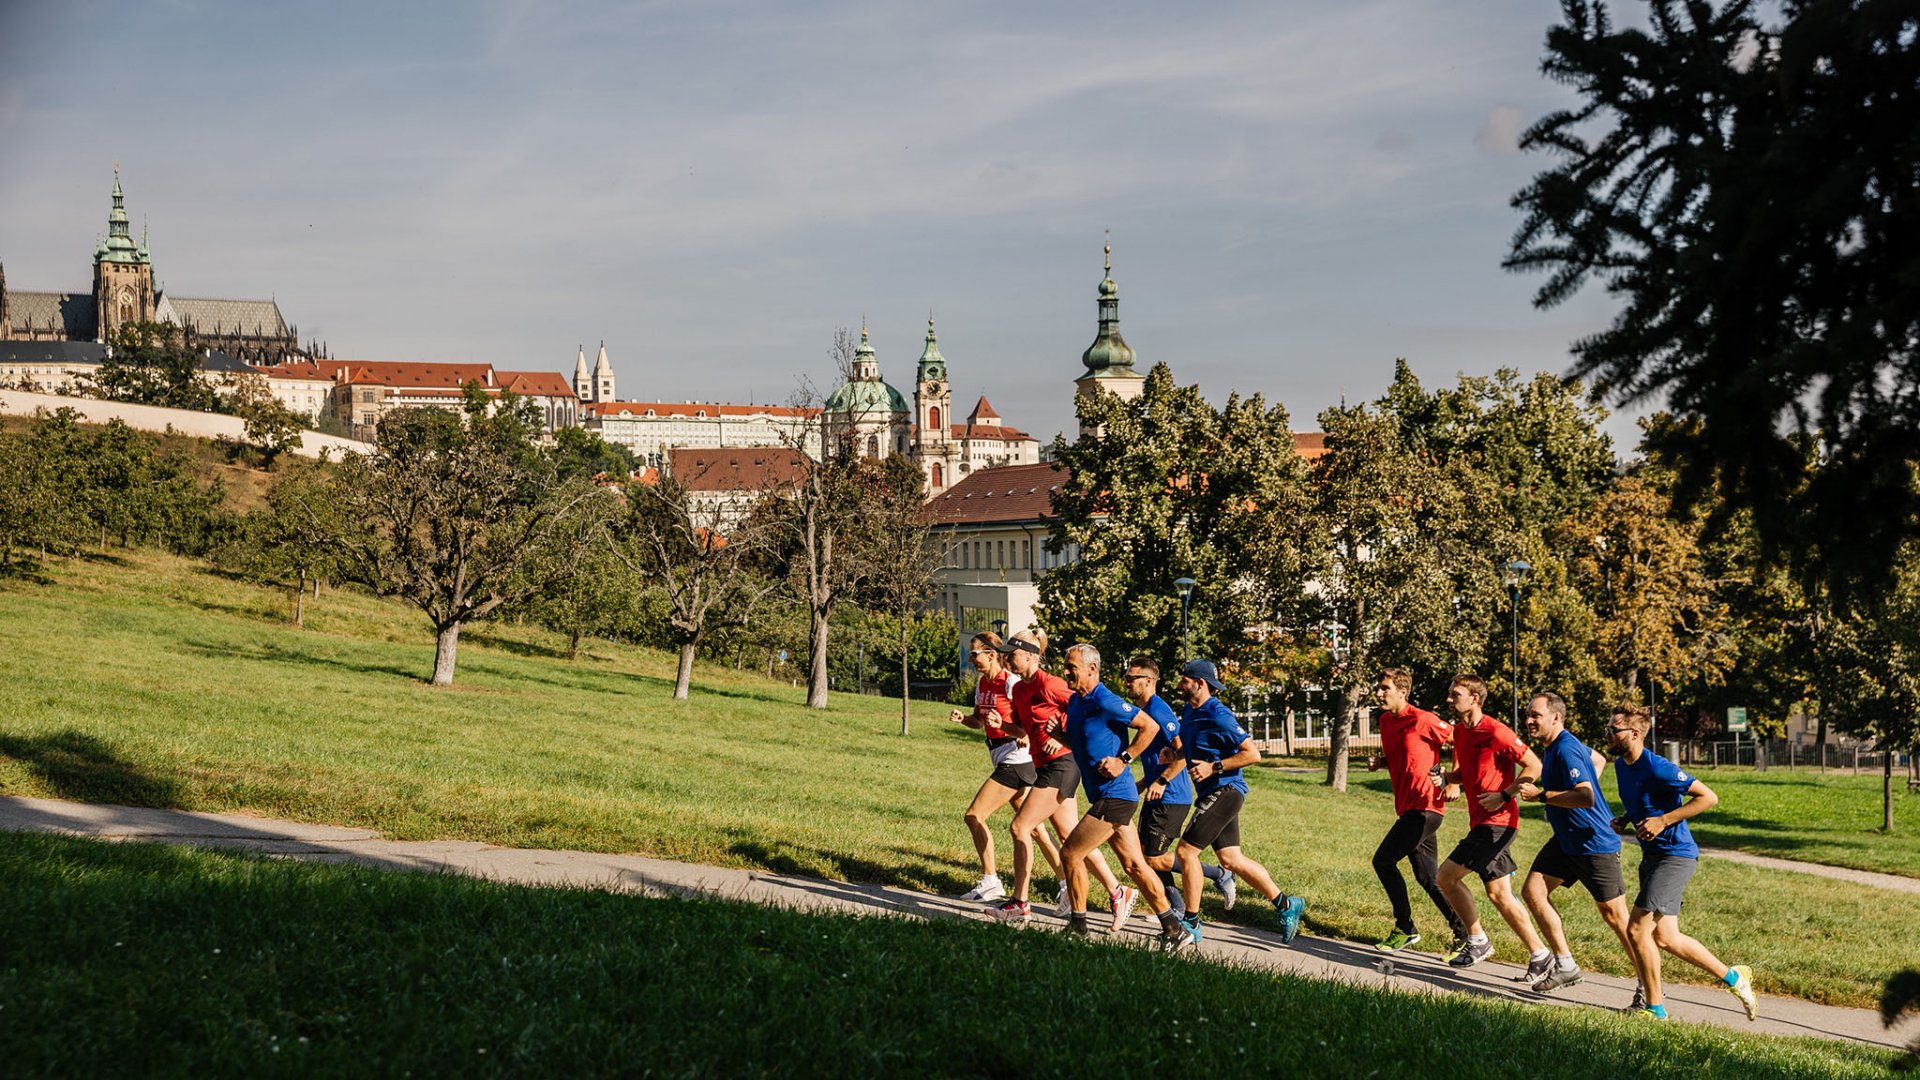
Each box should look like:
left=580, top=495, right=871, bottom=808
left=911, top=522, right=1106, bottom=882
left=950, top=631, right=1760, bottom=1022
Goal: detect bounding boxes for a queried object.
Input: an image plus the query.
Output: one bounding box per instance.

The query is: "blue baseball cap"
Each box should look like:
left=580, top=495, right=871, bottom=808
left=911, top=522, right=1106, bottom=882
left=1180, top=659, right=1226, bottom=693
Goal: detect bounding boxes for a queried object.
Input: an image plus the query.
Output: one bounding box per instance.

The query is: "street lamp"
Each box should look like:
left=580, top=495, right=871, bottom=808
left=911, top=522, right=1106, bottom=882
left=1174, top=577, right=1197, bottom=660
left=1501, top=559, right=1532, bottom=724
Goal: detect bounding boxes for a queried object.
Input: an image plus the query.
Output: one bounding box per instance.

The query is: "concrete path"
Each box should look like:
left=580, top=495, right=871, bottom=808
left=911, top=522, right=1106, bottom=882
left=1, top=794, right=1911, bottom=1053
left=1702, top=846, right=1920, bottom=896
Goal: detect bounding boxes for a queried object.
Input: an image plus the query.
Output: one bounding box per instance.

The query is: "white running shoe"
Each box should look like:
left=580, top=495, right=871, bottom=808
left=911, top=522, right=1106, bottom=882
left=1055, top=882, right=1072, bottom=919
left=1218, top=870, right=1238, bottom=911
left=1108, top=886, right=1140, bottom=934
left=962, top=874, right=1005, bottom=902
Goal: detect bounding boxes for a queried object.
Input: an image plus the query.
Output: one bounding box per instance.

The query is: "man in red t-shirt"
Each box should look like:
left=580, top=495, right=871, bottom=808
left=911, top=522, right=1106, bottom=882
left=1365, top=667, right=1467, bottom=952
left=1435, top=674, right=1549, bottom=968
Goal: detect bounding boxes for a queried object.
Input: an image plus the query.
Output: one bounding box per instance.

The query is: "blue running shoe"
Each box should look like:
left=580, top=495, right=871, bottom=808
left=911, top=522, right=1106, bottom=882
left=1180, top=913, right=1204, bottom=945
left=1277, top=894, right=1305, bottom=944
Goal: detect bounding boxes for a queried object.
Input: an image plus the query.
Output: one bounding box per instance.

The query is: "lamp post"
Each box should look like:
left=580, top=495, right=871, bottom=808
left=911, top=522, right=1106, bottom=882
left=1174, top=577, right=1197, bottom=661
left=1501, top=559, right=1532, bottom=724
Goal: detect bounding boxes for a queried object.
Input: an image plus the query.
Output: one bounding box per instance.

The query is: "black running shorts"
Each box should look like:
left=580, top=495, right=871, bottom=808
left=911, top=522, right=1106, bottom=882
left=1180, top=788, right=1245, bottom=851
left=1446, top=824, right=1519, bottom=881
left=1085, top=797, right=1138, bottom=826
left=1033, top=755, right=1080, bottom=797
left=1136, top=795, right=1191, bottom=859
left=1528, top=842, right=1626, bottom=903
left=986, top=760, right=1037, bottom=791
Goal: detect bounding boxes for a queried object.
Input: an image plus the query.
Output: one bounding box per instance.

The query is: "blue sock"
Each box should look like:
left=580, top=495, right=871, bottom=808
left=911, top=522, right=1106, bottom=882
left=1647, top=1003, right=1668, bottom=1018
left=1722, top=969, right=1740, bottom=987
left=1201, top=863, right=1229, bottom=884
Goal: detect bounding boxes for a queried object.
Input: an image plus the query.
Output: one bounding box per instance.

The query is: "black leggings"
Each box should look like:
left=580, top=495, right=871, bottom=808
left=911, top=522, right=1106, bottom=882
left=1373, top=810, right=1465, bottom=938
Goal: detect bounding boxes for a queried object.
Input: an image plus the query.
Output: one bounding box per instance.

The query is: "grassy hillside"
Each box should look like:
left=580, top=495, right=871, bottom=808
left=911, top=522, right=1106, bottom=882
left=0, top=832, right=1892, bottom=1079
left=3, top=549, right=1917, bottom=1008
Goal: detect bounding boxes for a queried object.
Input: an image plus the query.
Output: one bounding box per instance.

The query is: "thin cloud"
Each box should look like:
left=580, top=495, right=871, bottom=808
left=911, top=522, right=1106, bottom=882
left=1474, top=105, right=1529, bottom=155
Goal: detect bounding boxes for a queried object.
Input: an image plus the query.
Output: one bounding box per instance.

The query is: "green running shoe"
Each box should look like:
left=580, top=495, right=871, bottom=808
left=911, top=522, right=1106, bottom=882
left=1374, top=929, right=1420, bottom=952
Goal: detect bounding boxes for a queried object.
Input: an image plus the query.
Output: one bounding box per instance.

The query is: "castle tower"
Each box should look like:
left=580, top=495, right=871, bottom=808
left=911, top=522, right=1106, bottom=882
left=913, top=315, right=957, bottom=492
left=592, top=340, right=615, bottom=403
left=572, top=345, right=591, bottom=400
left=823, top=323, right=909, bottom=459
left=1074, top=233, right=1143, bottom=436
left=92, top=167, right=155, bottom=342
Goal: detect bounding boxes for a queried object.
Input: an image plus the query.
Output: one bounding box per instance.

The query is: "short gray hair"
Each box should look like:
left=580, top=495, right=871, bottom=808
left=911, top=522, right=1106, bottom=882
left=1066, top=643, right=1101, bottom=669
left=1532, top=691, right=1568, bottom=721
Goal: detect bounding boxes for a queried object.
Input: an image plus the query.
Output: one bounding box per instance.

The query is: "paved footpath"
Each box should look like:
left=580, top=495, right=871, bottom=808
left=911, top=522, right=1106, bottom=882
left=2, top=795, right=1912, bottom=1053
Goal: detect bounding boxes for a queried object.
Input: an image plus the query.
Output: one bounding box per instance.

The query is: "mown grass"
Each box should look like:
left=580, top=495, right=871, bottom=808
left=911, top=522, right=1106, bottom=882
left=3, top=550, right=1917, bottom=1009
left=1666, top=767, right=1920, bottom=878
left=0, top=832, right=1894, bottom=1079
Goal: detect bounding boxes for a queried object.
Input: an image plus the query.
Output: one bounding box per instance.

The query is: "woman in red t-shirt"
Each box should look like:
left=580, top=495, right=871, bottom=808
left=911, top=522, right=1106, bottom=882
left=986, top=629, right=1130, bottom=925
left=949, top=631, right=1060, bottom=902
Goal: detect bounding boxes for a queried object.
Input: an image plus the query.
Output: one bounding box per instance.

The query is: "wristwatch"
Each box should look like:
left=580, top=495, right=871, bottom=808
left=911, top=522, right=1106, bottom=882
left=1119, top=750, right=1134, bottom=764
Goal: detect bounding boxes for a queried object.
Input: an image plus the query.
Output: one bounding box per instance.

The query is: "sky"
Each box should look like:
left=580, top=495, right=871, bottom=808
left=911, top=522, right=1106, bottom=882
left=0, top=0, right=1651, bottom=451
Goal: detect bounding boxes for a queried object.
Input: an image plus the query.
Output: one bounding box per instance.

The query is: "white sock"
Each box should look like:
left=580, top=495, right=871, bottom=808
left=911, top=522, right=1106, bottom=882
left=1470, top=933, right=1490, bottom=946
left=1554, top=953, right=1576, bottom=971
left=1530, top=948, right=1551, bottom=962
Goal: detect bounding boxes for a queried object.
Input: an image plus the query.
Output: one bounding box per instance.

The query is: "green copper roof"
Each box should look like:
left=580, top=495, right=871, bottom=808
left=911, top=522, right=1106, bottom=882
left=96, top=169, right=151, bottom=267
left=827, top=325, right=909, bottom=414
left=916, top=316, right=946, bottom=380
left=1080, top=239, right=1135, bottom=376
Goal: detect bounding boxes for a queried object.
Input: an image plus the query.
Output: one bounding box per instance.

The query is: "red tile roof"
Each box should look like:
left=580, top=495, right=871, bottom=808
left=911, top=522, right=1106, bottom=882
left=335, top=361, right=497, bottom=388
left=968, top=395, right=1000, bottom=422
left=1293, top=431, right=1328, bottom=461
left=585, top=401, right=821, bottom=420
left=668, top=447, right=809, bottom=493
left=926, top=461, right=1066, bottom=525
left=951, top=422, right=1032, bottom=441
left=496, top=371, right=577, bottom=399
left=251, top=360, right=334, bottom=382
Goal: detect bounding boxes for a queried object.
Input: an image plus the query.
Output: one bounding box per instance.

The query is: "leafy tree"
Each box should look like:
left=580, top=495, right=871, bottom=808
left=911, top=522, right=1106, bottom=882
left=227, top=374, right=305, bottom=469
left=1813, top=536, right=1920, bottom=832
left=1309, top=398, right=1509, bottom=790
left=0, top=410, right=91, bottom=565
left=1040, top=363, right=1317, bottom=677
left=1507, top=0, right=1920, bottom=597
left=854, top=454, right=946, bottom=734
left=218, top=461, right=349, bottom=626
left=329, top=389, right=621, bottom=685
left=92, top=321, right=222, bottom=413
left=759, top=418, right=872, bottom=710
left=551, top=426, right=637, bottom=482
left=516, top=539, right=636, bottom=660
left=615, top=474, right=783, bottom=699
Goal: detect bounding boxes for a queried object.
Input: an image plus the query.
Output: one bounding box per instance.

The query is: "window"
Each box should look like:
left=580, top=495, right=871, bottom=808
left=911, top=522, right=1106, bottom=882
left=930, top=463, right=943, bottom=488
left=929, top=406, right=941, bottom=430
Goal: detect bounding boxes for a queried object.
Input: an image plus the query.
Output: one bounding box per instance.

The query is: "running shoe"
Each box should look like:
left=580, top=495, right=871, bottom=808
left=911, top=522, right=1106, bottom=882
left=1632, top=1007, right=1669, bottom=1021
left=987, top=899, right=1030, bottom=925
left=962, top=875, right=1005, bottom=902
left=1064, top=916, right=1092, bottom=937
left=1218, top=870, right=1238, bottom=911
left=1055, top=882, right=1071, bottom=919
left=1624, top=984, right=1646, bottom=1013
left=1159, top=918, right=1197, bottom=951
left=1109, top=886, right=1140, bottom=934
left=1513, top=954, right=1553, bottom=983
left=1447, top=938, right=1494, bottom=967
left=1531, top=965, right=1585, bottom=993
left=1374, top=929, right=1420, bottom=952
left=1725, top=964, right=1758, bottom=1021
left=1180, top=913, right=1204, bottom=945
left=1276, top=894, right=1306, bottom=944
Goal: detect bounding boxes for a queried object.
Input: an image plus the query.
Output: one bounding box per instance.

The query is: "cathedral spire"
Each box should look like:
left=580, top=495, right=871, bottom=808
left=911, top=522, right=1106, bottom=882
left=97, top=166, right=149, bottom=266
left=573, top=345, right=591, bottom=400
left=1080, top=231, right=1135, bottom=377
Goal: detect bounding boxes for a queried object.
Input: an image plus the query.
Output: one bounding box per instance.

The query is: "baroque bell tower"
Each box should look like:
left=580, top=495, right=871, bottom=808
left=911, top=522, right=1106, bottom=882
left=92, top=167, right=155, bottom=343
left=913, top=315, right=957, bottom=492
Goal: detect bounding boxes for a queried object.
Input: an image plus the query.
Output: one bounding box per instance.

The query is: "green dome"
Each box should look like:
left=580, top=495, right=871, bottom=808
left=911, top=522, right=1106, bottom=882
left=825, top=377, right=908, bottom=414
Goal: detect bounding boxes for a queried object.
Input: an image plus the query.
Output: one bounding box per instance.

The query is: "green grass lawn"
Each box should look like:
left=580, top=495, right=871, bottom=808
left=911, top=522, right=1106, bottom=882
left=0, top=832, right=1894, bottom=1079
left=1662, top=767, right=1920, bottom=878
left=3, top=550, right=1918, bottom=1009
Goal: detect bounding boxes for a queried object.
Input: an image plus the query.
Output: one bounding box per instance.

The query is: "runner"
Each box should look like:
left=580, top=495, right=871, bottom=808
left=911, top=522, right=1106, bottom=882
left=988, top=629, right=1133, bottom=926
left=1173, top=658, right=1306, bottom=945
left=1607, top=702, right=1758, bottom=1020
left=948, top=631, right=1060, bottom=902
left=1056, top=644, right=1196, bottom=946
left=1435, top=674, right=1549, bottom=968
left=1365, top=667, right=1467, bottom=951
left=1513, top=691, right=1633, bottom=993
left=1125, top=657, right=1236, bottom=915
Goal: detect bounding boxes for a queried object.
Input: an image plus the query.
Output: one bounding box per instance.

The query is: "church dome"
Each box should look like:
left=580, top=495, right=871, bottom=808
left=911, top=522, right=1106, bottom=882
left=825, top=376, right=909, bottom=415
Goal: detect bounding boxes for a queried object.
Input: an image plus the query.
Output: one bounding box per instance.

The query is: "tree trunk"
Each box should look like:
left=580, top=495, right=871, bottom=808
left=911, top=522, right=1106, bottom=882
left=807, top=604, right=830, bottom=709
left=1815, top=711, right=1829, bottom=767
left=899, top=620, right=912, bottom=736
left=675, top=641, right=696, bottom=700
left=293, top=567, right=306, bottom=628
left=1885, top=744, right=1895, bottom=833
left=1325, top=682, right=1364, bottom=792
left=431, top=622, right=461, bottom=686
left=569, top=627, right=583, bottom=661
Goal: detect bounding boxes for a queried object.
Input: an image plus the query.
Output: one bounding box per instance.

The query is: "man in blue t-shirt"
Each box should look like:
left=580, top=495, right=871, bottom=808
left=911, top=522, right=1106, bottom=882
left=1173, top=659, right=1306, bottom=945
left=1607, top=702, right=1757, bottom=1021
left=1058, top=643, right=1195, bottom=948
left=1124, top=656, right=1235, bottom=917
left=1514, top=691, right=1632, bottom=994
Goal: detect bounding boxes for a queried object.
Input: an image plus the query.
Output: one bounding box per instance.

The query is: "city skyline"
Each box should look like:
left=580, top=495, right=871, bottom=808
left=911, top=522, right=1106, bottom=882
left=0, top=1, right=1648, bottom=450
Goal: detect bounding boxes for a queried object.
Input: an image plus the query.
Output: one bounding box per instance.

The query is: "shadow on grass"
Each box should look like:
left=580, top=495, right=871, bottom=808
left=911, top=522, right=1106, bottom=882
left=0, top=730, right=186, bottom=807
left=180, top=638, right=422, bottom=682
